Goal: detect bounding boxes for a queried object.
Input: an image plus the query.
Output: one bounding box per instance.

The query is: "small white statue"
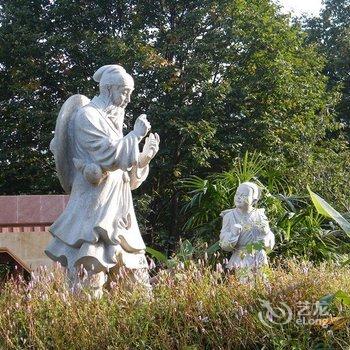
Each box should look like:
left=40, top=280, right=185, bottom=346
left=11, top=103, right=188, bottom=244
left=45, top=65, right=160, bottom=297
left=219, top=182, right=275, bottom=282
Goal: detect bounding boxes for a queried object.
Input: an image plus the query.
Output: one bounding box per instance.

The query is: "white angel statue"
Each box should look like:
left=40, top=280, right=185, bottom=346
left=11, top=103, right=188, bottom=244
left=45, top=65, right=160, bottom=297
left=219, top=182, right=275, bottom=282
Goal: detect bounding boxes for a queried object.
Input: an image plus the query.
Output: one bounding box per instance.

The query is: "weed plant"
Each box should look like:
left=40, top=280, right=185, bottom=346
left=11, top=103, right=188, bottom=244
left=0, top=260, right=349, bottom=350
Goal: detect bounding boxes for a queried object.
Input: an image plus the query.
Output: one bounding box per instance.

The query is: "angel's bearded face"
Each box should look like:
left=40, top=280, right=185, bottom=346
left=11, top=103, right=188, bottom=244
left=104, top=102, right=125, bottom=123
left=111, top=85, right=133, bottom=108
left=100, top=83, right=134, bottom=111
left=105, top=84, right=133, bottom=110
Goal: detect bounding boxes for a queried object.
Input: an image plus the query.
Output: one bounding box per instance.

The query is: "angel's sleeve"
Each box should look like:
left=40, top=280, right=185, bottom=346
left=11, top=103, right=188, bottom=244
left=75, top=108, right=140, bottom=172
left=129, top=164, right=149, bottom=190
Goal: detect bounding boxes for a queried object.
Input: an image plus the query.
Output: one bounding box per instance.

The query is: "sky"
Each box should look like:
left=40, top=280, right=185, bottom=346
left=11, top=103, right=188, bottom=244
left=275, top=0, right=323, bottom=16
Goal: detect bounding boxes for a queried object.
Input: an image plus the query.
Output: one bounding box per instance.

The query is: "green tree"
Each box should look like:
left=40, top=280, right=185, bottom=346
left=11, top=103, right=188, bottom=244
left=305, top=0, right=350, bottom=133
left=0, top=0, right=349, bottom=249
left=0, top=0, right=59, bottom=193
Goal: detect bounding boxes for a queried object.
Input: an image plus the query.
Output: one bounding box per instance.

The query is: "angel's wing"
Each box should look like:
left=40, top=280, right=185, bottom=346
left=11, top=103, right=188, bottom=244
left=50, top=94, right=90, bottom=193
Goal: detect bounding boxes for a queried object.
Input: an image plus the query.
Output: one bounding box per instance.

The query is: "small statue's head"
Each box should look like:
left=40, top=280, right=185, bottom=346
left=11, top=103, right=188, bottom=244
left=234, top=182, right=261, bottom=210
left=93, top=65, right=134, bottom=108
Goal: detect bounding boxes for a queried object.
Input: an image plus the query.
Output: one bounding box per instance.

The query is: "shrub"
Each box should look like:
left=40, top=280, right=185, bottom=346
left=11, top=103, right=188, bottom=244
left=180, top=152, right=350, bottom=263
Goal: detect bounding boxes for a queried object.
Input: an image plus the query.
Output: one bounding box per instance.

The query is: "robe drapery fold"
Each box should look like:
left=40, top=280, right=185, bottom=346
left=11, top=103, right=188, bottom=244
left=45, top=97, right=149, bottom=273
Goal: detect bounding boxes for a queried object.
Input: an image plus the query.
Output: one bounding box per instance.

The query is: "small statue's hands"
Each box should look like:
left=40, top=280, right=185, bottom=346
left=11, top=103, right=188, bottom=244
left=138, top=132, right=160, bottom=168
left=133, top=114, right=151, bottom=139
left=252, top=219, right=269, bottom=234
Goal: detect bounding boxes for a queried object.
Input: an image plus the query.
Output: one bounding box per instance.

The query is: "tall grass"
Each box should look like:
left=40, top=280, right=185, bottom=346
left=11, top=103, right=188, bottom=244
left=0, top=260, right=349, bottom=350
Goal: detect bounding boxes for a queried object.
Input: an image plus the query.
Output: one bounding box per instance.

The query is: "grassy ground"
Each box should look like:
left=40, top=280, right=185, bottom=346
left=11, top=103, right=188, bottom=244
left=0, top=259, right=349, bottom=350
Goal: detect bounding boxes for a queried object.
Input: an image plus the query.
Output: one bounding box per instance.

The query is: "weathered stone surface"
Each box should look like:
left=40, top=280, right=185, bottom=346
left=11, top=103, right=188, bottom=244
left=45, top=65, right=159, bottom=297
left=219, top=182, right=275, bottom=282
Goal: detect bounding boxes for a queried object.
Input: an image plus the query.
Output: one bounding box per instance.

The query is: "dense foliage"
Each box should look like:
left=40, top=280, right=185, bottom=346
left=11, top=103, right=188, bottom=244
left=180, top=152, right=350, bottom=264
left=305, top=0, right=350, bottom=134
left=0, top=0, right=349, bottom=251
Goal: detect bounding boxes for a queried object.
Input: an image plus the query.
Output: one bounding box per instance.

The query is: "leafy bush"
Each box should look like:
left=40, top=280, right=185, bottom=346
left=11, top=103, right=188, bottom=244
left=180, top=152, right=350, bottom=263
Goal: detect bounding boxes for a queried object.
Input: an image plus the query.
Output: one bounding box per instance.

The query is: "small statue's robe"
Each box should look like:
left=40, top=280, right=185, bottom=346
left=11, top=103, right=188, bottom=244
left=45, top=96, right=149, bottom=273
left=219, top=208, right=275, bottom=270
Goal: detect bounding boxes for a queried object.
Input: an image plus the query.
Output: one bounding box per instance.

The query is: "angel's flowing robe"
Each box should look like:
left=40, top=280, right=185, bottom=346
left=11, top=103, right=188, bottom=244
left=45, top=96, right=149, bottom=273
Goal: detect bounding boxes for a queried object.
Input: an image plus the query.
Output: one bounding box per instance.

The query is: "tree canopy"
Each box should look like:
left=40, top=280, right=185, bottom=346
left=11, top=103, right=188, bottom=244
left=305, top=0, right=350, bottom=134
left=0, top=0, right=349, bottom=248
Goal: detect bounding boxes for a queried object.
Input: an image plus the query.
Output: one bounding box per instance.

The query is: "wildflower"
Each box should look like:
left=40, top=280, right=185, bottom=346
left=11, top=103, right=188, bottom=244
left=118, top=266, right=127, bottom=279
left=196, top=301, right=204, bottom=312
left=30, top=271, right=37, bottom=281
left=198, top=316, right=209, bottom=323
left=216, top=263, right=224, bottom=274
left=61, top=293, right=67, bottom=303
left=149, top=259, right=156, bottom=270
left=302, top=266, right=309, bottom=275
left=52, top=262, right=61, bottom=272
left=27, top=281, right=34, bottom=291
left=195, top=270, right=203, bottom=280
left=237, top=306, right=245, bottom=317
left=82, top=268, right=88, bottom=281
left=263, top=278, right=272, bottom=293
